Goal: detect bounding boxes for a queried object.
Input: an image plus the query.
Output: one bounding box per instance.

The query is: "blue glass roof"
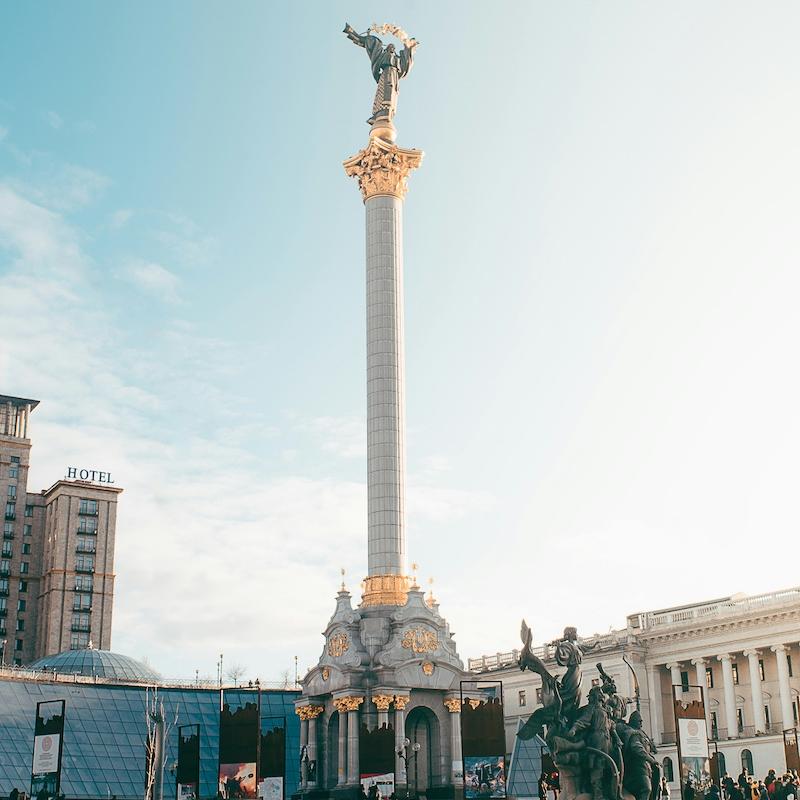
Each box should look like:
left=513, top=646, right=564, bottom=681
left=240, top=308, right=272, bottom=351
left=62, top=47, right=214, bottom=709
left=28, top=649, right=161, bottom=683
left=507, top=719, right=548, bottom=799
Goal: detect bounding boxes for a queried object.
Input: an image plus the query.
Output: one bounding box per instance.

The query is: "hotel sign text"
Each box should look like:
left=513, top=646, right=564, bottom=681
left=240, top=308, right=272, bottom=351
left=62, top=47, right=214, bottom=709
left=66, top=467, right=115, bottom=484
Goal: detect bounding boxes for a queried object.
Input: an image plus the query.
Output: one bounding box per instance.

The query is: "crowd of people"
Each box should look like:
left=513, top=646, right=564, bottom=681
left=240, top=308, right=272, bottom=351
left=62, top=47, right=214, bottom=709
left=715, top=769, right=800, bottom=800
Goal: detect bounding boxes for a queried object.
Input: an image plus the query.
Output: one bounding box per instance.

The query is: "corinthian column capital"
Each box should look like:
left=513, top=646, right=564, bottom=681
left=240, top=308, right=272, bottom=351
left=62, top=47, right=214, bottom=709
left=344, top=137, right=423, bottom=201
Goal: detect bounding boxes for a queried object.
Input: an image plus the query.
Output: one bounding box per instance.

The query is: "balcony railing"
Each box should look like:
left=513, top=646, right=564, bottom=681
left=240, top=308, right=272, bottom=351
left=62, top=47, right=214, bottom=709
left=70, top=624, right=91, bottom=632
left=76, top=545, right=96, bottom=554
left=0, top=568, right=10, bottom=577
left=78, top=507, right=98, bottom=517
left=4, top=512, right=15, bottom=521
left=72, top=606, right=92, bottom=613
left=75, top=565, right=94, bottom=574
left=1, top=551, right=12, bottom=559
left=72, top=586, right=93, bottom=593
left=77, top=528, right=97, bottom=536
left=0, top=608, right=7, bottom=617
left=2, top=532, right=13, bottom=540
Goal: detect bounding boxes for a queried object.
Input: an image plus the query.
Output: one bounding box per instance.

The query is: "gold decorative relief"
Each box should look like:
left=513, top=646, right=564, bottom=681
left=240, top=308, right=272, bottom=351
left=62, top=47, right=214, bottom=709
left=443, top=698, right=461, bottom=713
left=360, top=574, right=410, bottom=607
left=333, top=696, right=364, bottom=714
left=296, top=705, right=325, bottom=721
left=401, top=627, right=439, bottom=654
left=343, top=138, right=423, bottom=202
left=327, top=632, right=350, bottom=658
left=321, top=667, right=330, bottom=681
left=421, top=661, right=434, bottom=676
left=393, top=695, right=411, bottom=710
left=372, top=694, right=394, bottom=711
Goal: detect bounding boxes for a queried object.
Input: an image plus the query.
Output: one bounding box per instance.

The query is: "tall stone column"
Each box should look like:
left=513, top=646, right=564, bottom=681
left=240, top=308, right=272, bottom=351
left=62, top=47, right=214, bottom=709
left=717, top=654, right=738, bottom=738
left=374, top=694, right=393, bottom=729
left=333, top=698, right=351, bottom=786
left=667, top=662, right=683, bottom=694
left=344, top=133, right=422, bottom=608
left=744, top=650, right=765, bottom=733
left=648, top=665, right=664, bottom=745
left=771, top=644, right=794, bottom=729
left=444, top=698, right=463, bottom=786
left=306, top=706, right=324, bottom=788
left=298, top=715, right=309, bottom=789
left=347, top=697, right=364, bottom=784
left=394, top=695, right=411, bottom=786
left=692, top=658, right=711, bottom=735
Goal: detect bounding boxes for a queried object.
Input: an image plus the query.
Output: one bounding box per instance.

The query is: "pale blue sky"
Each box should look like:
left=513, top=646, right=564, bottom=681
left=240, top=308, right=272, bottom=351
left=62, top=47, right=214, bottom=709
left=1, top=3, right=799, bottom=680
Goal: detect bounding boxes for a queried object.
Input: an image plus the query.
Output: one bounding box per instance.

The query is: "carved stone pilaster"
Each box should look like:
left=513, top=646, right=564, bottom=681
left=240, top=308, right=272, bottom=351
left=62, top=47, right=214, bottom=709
left=343, top=137, right=423, bottom=201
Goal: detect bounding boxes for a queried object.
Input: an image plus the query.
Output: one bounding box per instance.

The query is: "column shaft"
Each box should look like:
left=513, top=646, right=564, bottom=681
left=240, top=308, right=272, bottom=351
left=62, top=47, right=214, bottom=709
left=308, top=716, right=318, bottom=788
left=692, top=659, right=711, bottom=736
left=745, top=651, right=765, bottom=733
left=366, top=195, right=406, bottom=577
left=338, top=715, right=347, bottom=786
left=347, top=708, right=360, bottom=784
left=772, top=645, right=794, bottom=729
left=451, top=711, right=463, bottom=783
left=378, top=709, right=389, bottom=728
left=648, top=666, right=664, bottom=745
left=718, top=655, right=738, bottom=738
left=300, top=719, right=309, bottom=789
left=395, top=704, right=408, bottom=785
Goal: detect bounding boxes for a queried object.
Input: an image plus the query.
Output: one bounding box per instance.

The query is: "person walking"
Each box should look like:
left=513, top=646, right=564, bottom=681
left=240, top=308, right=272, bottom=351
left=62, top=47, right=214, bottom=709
left=660, top=777, right=671, bottom=799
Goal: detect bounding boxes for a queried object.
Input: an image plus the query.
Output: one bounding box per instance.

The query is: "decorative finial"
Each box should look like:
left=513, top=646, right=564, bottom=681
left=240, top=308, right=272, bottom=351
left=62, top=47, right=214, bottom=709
left=340, top=567, right=347, bottom=591
left=427, top=577, right=437, bottom=607
left=410, top=562, right=419, bottom=588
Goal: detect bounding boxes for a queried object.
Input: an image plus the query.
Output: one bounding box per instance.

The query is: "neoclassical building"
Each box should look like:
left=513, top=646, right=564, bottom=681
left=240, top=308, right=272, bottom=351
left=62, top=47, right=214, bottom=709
left=468, top=586, right=800, bottom=784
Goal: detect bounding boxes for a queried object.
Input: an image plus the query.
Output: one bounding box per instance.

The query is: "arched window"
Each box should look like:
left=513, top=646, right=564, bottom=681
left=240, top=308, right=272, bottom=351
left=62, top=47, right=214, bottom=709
left=663, top=757, right=674, bottom=782
left=741, top=749, right=753, bottom=774
left=718, top=752, right=727, bottom=778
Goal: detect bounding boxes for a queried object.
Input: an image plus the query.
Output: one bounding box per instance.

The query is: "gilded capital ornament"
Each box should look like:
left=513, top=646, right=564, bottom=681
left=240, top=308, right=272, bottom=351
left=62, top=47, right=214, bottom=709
left=296, top=705, right=325, bottom=721
left=334, top=696, right=365, bottom=714
left=443, top=698, right=461, bottom=714
left=393, top=695, right=411, bottom=710
left=343, top=138, right=423, bottom=202
left=372, top=694, right=394, bottom=711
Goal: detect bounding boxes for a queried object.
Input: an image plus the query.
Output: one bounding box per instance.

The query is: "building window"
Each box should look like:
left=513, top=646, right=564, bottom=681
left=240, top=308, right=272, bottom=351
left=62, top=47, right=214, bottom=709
left=70, top=631, right=89, bottom=650
left=741, top=749, right=753, bottom=773
left=76, top=536, right=95, bottom=554
left=9, top=457, right=19, bottom=478
left=20, top=561, right=28, bottom=574
left=0, top=560, right=9, bottom=575
left=7, top=485, right=16, bottom=498
left=764, top=705, right=771, bottom=726
left=0, top=597, right=6, bottom=611
left=71, top=612, right=90, bottom=631
left=24, top=504, right=32, bottom=517
left=78, top=517, right=98, bottom=534
left=76, top=554, right=94, bottom=573
left=16, top=618, right=24, bottom=632
left=17, top=599, right=25, bottom=612
left=535, top=688, right=543, bottom=705
left=1, top=543, right=11, bottom=558
left=732, top=663, right=739, bottom=684
left=518, top=690, right=526, bottom=707
left=22, top=543, right=30, bottom=555
left=78, top=498, right=98, bottom=516
left=759, top=659, right=765, bottom=682
left=788, top=655, right=794, bottom=678
left=4, top=503, right=15, bottom=520
left=15, top=638, right=23, bottom=651
left=710, top=711, right=718, bottom=737
left=736, top=708, right=744, bottom=732
left=0, top=578, right=8, bottom=594
left=23, top=524, right=31, bottom=537
left=793, top=701, right=798, bottom=726
left=663, top=757, right=674, bottom=782
left=73, top=593, right=91, bottom=611
left=18, top=580, right=27, bottom=593
left=706, top=667, right=713, bottom=688
left=75, top=575, right=93, bottom=591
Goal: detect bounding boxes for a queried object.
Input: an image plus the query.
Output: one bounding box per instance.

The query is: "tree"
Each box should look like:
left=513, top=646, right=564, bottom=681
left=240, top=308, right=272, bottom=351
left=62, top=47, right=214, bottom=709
left=144, top=687, right=178, bottom=800
left=225, top=663, right=247, bottom=686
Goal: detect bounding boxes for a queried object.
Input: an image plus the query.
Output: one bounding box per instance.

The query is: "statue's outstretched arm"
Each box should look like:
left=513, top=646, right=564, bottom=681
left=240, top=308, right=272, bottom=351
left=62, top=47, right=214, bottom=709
left=343, top=23, right=366, bottom=48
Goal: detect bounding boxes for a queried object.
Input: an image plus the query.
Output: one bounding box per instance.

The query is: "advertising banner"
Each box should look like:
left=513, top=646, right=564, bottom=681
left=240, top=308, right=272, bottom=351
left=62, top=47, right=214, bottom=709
left=260, top=716, right=286, bottom=800
left=460, top=681, right=507, bottom=800
left=784, top=729, right=800, bottom=773
left=30, top=699, right=66, bottom=800
left=360, top=773, right=395, bottom=798
left=672, top=685, right=712, bottom=800
left=219, top=690, right=261, bottom=799
left=177, top=724, right=200, bottom=800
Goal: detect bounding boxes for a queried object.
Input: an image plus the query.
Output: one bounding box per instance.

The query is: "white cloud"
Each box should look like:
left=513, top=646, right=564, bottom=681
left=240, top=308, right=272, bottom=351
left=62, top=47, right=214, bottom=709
left=0, top=125, right=8, bottom=142
left=120, top=259, right=181, bottom=303
left=10, top=163, right=110, bottom=212
left=42, top=110, right=63, bottom=129
left=296, top=415, right=365, bottom=458
left=109, top=209, right=133, bottom=229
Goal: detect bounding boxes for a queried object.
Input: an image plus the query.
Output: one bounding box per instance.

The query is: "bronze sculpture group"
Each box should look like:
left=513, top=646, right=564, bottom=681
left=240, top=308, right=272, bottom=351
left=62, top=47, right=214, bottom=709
left=518, top=622, right=660, bottom=800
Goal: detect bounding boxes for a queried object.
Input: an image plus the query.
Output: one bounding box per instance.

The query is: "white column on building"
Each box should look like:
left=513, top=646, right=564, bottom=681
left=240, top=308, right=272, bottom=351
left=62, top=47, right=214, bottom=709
left=307, top=708, right=322, bottom=788
left=298, top=715, right=309, bottom=789
left=743, top=650, right=766, bottom=733
left=717, top=654, right=738, bottom=738
left=771, top=644, right=794, bottom=729
left=445, top=698, right=463, bottom=784
left=648, top=666, right=664, bottom=745
left=334, top=699, right=348, bottom=786
left=395, top=696, right=411, bottom=786
left=692, top=658, right=711, bottom=736
left=667, top=662, right=683, bottom=696
left=347, top=698, right=363, bottom=784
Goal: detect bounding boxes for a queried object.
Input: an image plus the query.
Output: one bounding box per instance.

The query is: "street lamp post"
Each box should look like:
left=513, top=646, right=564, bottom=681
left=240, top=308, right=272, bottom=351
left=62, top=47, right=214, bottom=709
left=395, top=738, right=421, bottom=799
left=0, top=638, right=6, bottom=667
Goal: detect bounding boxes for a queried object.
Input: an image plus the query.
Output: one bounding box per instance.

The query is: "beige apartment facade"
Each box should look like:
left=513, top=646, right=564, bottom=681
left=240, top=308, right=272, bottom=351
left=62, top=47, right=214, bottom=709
left=0, top=393, right=121, bottom=665
left=469, top=587, right=800, bottom=782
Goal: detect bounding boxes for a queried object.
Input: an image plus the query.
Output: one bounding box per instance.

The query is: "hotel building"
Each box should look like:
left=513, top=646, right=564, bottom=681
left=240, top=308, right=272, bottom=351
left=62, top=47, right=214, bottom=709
left=0, top=393, right=122, bottom=664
